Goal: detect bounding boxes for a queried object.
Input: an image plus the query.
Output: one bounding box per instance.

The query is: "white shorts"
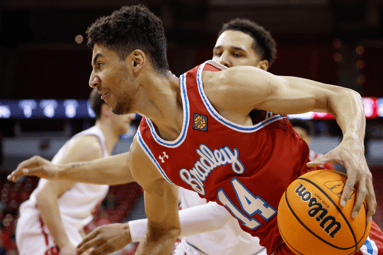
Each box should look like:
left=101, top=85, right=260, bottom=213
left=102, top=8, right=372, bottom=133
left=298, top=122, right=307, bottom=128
left=16, top=208, right=82, bottom=255
left=172, top=238, right=268, bottom=255
left=172, top=238, right=207, bottom=255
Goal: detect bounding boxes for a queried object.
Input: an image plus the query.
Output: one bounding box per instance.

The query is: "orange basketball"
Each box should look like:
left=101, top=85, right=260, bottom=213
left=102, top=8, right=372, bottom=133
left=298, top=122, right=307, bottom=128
left=278, top=169, right=372, bottom=255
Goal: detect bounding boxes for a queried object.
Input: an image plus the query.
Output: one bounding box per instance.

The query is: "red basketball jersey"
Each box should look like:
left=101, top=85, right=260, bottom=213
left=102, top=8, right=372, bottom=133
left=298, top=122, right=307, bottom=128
left=138, top=60, right=311, bottom=253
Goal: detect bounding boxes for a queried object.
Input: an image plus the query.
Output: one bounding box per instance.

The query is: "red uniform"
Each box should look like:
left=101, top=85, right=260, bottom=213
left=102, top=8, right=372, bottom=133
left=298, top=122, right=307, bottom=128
left=138, top=60, right=383, bottom=254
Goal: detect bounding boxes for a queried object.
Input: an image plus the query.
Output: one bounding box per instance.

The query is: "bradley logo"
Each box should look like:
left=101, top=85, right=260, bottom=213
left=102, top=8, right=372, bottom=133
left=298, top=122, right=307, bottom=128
left=295, top=183, right=341, bottom=238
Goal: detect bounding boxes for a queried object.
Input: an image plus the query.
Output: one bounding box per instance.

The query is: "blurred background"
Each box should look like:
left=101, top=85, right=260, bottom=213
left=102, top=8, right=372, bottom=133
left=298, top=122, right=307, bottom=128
left=0, top=0, right=382, bottom=254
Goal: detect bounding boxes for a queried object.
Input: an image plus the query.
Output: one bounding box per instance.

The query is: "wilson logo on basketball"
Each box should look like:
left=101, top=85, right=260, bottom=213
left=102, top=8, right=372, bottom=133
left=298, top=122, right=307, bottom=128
left=295, top=183, right=341, bottom=238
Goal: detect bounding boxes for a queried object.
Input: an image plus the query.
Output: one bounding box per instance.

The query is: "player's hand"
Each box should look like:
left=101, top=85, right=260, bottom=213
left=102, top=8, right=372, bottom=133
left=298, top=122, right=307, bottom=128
left=76, top=223, right=131, bottom=255
left=307, top=138, right=377, bottom=223
left=7, top=155, right=60, bottom=182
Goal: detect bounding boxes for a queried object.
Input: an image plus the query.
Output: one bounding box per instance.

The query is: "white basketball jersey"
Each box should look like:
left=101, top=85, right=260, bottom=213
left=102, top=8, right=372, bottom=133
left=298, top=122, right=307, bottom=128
left=19, top=126, right=109, bottom=238
left=179, top=188, right=267, bottom=255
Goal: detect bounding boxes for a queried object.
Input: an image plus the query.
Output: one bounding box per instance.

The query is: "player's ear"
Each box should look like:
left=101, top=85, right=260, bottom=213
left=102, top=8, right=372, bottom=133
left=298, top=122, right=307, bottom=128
left=257, top=60, right=269, bottom=71
left=131, top=49, right=145, bottom=74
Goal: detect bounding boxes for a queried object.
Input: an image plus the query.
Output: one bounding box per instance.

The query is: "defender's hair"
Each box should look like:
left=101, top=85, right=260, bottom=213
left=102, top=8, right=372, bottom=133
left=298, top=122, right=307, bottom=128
left=218, top=18, right=277, bottom=66
left=86, top=5, right=169, bottom=75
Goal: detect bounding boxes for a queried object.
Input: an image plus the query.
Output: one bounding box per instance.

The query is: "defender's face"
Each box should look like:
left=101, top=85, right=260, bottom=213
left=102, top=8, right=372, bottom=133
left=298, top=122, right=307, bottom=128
left=212, top=30, right=264, bottom=68
left=89, top=44, right=134, bottom=115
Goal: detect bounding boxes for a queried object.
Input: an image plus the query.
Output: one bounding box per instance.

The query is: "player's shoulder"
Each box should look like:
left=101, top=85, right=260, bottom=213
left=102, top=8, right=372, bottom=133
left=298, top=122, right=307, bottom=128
left=64, top=135, right=103, bottom=160
left=129, top=134, right=166, bottom=188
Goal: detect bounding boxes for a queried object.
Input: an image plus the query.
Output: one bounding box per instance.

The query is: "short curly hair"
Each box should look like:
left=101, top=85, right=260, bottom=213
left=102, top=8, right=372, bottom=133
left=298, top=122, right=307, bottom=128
left=86, top=5, right=169, bottom=75
left=218, top=18, right=277, bottom=66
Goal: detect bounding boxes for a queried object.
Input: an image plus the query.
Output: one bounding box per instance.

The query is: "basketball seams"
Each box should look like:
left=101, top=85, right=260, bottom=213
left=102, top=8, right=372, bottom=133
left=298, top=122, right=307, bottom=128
left=298, top=177, right=358, bottom=253
left=283, top=190, right=354, bottom=251
left=278, top=219, right=304, bottom=255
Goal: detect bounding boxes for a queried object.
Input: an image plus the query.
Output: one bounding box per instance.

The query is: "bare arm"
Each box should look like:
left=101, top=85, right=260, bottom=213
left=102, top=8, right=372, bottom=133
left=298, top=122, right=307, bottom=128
left=130, top=137, right=181, bottom=255
left=36, top=136, right=103, bottom=254
left=8, top=148, right=135, bottom=185
left=204, top=66, right=376, bottom=221
left=76, top=137, right=181, bottom=255
left=129, top=201, right=231, bottom=241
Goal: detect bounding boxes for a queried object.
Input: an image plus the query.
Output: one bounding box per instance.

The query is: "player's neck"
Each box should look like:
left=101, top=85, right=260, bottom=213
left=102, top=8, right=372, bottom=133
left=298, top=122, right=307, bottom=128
left=136, top=72, right=184, bottom=141
left=95, top=121, right=119, bottom=155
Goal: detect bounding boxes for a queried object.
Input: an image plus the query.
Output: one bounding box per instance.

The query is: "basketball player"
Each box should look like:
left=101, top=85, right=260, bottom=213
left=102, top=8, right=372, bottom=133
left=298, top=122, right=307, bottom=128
left=15, top=88, right=135, bottom=255
left=8, top=6, right=378, bottom=255
left=129, top=18, right=275, bottom=255
left=125, top=18, right=381, bottom=255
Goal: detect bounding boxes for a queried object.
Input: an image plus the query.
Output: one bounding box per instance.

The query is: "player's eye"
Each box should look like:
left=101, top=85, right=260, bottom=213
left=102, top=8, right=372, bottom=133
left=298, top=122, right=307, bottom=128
left=214, top=51, right=222, bottom=57
left=233, top=52, right=242, bottom=58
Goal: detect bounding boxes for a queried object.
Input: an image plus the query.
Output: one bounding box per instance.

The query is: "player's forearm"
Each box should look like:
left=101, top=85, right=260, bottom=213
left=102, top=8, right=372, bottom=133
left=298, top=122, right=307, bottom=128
left=36, top=193, right=71, bottom=248
left=59, top=152, right=134, bottom=185
left=129, top=202, right=230, bottom=242
left=135, top=226, right=180, bottom=255
left=328, top=88, right=366, bottom=142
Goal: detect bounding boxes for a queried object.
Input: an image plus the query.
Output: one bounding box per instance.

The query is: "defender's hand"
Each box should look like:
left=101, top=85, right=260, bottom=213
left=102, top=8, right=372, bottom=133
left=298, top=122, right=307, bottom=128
left=76, top=223, right=131, bottom=255
left=307, top=138, right=377, bottom=222
left=7, top=155, right=60, bottom=182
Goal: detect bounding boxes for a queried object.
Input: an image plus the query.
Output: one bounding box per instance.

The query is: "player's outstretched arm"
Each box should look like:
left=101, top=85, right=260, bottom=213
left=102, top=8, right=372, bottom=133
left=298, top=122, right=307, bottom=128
left=204, top=66, right=376, bottom=222
left=8, top=147, right=135, bottom=185
left=77, top=137, right=181, bottom=255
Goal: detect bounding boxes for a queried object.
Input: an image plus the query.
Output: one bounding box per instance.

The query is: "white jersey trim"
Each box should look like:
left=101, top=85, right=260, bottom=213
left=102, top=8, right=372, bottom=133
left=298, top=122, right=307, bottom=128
left=144, top=74, right=190, bottom=148
left=195, top=60, right=284, bottom=133
left=136, top=130, right=174, bottom=184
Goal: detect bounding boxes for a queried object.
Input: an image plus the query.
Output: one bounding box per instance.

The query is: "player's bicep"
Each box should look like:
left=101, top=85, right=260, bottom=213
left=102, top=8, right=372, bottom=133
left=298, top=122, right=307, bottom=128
left=144, top=180, right=180, bottom=237
left=257, top=76, right=340, bottom=115
left=206, top=67, right=341, bottom=115
left=129, top=137, right=181, bottom=237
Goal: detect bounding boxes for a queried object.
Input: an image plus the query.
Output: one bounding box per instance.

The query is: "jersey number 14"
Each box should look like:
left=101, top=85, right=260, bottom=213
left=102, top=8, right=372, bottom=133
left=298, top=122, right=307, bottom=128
left=217, top=177, right=277, bottom=229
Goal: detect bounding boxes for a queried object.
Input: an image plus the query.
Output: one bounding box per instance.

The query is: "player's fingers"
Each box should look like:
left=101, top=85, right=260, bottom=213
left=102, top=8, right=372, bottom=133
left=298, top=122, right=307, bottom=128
left=306, top=154, right=340, bottom=167
left=89, top=243, right=114, bottom=255
left=351, top=175, right=367, bottom=219
left=77, top=233, right=103, bottom=254
left=340, top=175, right=356, bottom=208
left=365, top=178, right=377, bottom=222
left=8, top=156, right=45, bottom=182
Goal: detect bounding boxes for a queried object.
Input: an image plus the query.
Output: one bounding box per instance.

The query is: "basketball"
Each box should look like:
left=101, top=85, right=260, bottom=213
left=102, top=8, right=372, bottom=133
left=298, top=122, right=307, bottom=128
left=278, top=169, right=372, bottom=255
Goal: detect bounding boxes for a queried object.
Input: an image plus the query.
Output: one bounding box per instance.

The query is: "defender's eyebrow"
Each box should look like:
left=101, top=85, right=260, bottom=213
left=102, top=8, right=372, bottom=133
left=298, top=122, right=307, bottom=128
left=213, top=46, right=246, bottom=52
left=92, top=53, right=103, bottom=67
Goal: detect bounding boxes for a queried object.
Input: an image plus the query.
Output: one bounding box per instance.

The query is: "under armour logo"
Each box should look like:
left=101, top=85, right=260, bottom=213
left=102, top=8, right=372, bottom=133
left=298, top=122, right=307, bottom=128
left=159, top=151, right=169, bottom=163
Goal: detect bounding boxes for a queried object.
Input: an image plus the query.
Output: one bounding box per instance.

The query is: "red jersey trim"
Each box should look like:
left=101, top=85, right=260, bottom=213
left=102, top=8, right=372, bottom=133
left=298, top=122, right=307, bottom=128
left=196, top=60, right=285, bottom=132
left=137, top=129, right=174, bottom=184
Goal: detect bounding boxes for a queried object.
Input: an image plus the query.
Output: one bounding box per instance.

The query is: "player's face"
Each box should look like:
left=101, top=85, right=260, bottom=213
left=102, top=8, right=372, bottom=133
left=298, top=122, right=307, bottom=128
left=212, top=30, right=267, bottom=69
left=89, top=44, right=136, bottom=115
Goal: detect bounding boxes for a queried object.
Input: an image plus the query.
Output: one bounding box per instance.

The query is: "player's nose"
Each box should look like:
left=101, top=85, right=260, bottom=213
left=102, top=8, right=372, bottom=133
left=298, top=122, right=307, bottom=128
left=89, top=72, right=100, bottom=88
left=218, top=52, right=231, bottom=68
